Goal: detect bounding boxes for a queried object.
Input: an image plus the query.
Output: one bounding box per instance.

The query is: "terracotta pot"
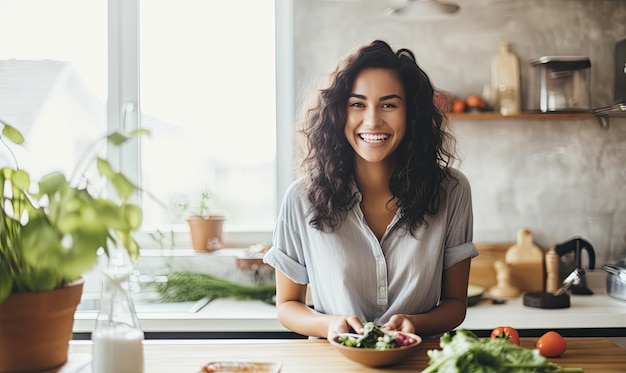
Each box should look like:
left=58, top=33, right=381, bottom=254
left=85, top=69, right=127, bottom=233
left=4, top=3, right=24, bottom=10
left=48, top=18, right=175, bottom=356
left=0, top=279, right=84, bottom=373
left=187, top=215, right=225, bottom=252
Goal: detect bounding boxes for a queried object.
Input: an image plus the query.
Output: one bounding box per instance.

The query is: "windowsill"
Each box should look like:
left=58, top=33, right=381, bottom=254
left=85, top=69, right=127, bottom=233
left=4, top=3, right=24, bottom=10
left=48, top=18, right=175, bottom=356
left=80, top=247, right=275, bottom=298
left=76, top=247, right=283, bottom=335
left=135, top=225, right=273, bottom=251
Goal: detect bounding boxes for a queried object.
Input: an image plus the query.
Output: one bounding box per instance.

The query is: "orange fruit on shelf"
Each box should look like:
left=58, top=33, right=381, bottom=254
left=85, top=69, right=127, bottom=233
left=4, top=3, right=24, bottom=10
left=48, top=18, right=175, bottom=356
left=465, top=94, right=486, bottom=109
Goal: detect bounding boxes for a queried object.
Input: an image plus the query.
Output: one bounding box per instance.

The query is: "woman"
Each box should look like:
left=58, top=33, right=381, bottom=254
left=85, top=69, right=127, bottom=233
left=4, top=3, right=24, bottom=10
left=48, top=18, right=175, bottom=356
left=263, top=40, right=478, bottom=340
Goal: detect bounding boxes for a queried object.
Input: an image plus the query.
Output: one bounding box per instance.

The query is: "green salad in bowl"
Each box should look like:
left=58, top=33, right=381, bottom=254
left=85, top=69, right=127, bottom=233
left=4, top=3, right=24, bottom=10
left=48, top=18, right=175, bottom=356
left=330, top=322, right=422, bottom=367
left=337, top=322, right=417, bottom=349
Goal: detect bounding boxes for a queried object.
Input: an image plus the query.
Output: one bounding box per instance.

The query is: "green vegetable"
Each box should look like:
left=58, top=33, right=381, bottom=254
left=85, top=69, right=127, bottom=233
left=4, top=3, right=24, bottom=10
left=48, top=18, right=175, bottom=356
left=422, top=329, right=583, bottom=373
left=150, top=272, right=276, bottom=303
left=338, top=322, right=403, bottom=350
left=359, top=322, right=386, bottom=348
left=337, top=335, right=358, bottom=347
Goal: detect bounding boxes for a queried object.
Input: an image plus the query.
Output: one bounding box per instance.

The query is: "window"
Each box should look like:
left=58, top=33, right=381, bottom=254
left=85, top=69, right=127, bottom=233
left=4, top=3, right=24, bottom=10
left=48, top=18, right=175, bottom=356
left=1, top=0, right=291, bottom=248
left=138, top=1, right=277, bottom=240
left=0, top=0, right=107, bottom=179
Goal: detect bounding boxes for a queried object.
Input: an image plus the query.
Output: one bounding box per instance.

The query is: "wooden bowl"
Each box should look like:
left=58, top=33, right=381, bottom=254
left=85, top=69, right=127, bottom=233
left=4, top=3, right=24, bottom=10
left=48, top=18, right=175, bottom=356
left=329, top=332, right=422, bottom=367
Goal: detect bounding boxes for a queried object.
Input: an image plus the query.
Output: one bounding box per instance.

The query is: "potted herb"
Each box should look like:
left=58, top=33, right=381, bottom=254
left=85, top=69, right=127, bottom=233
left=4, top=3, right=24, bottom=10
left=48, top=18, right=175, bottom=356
left=179, top=187, right=225, bottom=252
left=0, top=119, right=147, bottom=372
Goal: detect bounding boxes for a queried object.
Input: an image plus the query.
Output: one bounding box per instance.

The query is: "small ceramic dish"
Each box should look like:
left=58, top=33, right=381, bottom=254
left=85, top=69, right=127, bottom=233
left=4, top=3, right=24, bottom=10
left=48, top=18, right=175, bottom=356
left=200, top=361, right=281, bottom=373
left=329, top=331, right=422, bottom=367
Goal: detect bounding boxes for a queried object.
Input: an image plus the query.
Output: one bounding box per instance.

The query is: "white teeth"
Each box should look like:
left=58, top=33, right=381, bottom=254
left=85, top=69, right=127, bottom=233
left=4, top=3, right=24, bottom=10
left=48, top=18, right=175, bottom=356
left=359, top=134, right=390, bottom=143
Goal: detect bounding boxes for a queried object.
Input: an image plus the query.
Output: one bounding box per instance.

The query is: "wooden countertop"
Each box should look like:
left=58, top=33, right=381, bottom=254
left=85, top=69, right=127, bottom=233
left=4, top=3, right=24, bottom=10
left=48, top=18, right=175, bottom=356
left=64, top=337, right=626, bottom=372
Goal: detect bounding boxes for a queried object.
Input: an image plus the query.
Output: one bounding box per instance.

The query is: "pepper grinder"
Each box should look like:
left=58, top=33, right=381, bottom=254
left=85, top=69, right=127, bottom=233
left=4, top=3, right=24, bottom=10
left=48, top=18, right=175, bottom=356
left=545, top=247, right=560, bottom=293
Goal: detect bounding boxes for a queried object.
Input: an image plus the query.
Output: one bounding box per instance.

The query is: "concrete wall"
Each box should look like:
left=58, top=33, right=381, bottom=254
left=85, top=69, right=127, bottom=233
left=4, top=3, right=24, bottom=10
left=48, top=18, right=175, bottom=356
left=292, top=0, right=626, bottom=265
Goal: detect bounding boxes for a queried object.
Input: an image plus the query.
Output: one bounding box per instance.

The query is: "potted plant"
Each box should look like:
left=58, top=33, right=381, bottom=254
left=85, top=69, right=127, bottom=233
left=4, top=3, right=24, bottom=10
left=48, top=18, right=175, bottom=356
left=179, top=188, right=225, bottom=252
left=0, top=119, right=147, bottom=372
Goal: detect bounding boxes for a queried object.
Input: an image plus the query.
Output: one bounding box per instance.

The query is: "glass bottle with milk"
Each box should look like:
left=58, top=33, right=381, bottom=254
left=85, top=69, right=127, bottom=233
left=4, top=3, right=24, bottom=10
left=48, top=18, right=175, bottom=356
left=92, top=252, right=144, bottom=373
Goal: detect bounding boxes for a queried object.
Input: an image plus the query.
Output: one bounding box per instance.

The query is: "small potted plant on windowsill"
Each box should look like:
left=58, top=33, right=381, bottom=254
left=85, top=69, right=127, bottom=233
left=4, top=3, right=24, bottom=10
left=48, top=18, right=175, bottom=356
left=179, top=188, right=225, bottom=253
left=0, top=119, right=147, bottom=372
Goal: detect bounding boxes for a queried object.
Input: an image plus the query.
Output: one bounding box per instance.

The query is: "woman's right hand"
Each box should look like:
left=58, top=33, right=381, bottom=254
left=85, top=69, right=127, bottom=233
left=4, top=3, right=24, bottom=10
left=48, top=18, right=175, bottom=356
left=327, top=315, right=364, bottom=340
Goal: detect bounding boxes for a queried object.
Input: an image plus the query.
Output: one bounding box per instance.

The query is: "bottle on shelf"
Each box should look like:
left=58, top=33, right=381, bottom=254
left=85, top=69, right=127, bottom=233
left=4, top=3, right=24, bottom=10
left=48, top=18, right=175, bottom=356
left=491, top=41, right=521, bottom=115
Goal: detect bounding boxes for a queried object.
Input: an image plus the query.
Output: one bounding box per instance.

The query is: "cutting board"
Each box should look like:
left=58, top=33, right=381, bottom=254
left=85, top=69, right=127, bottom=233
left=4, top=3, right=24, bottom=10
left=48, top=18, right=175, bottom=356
left=504, top=228, right=545, bottom=291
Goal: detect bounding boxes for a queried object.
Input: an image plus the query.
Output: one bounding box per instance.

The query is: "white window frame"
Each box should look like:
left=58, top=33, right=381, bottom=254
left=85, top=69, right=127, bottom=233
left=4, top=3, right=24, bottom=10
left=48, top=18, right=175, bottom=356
left=107, top=0, right=295, bottom=249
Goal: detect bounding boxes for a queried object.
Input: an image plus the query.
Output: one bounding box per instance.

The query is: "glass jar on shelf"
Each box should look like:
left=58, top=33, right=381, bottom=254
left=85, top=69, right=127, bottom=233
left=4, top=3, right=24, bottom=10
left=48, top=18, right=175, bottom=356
left=497, top=84, right=519, bottom=116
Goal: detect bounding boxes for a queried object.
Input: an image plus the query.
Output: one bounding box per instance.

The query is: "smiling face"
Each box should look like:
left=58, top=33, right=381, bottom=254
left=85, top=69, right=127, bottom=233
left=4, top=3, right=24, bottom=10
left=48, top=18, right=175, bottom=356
left=344, top=68, right=406, bottom=166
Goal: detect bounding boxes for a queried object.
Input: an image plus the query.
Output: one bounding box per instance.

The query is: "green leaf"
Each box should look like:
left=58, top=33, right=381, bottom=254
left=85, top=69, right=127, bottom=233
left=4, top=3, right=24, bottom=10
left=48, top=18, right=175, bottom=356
left=72, top=229, right=108, bottom=252
left=21, top=217, right=63, bottom=266
left=37, top=172, right=68, bottom=195
left=96, top=158, right=115, bottom=179
left=107, top=129, right=150, bottom=146
left=20, top=269, right=60, bottom=292
left=1, top=122, right=25, bottom=145
left=96, top=159, right=138, bottom=200
left=94, top=199, right=128, bottom=230
left=107, top=132, right=130, bottom=146
left=10, top=169, right=30, bottom=191
left=124, top=203, right=143, bottom=230
left=126, top=236, right=141, bottom=261
left=57, top=234, right=100, bottom=280
left=111, top=173, right=137, bottom=201
left=133, top=128, right=151, bottom=137
left=56, top=209, right=85, bottom=234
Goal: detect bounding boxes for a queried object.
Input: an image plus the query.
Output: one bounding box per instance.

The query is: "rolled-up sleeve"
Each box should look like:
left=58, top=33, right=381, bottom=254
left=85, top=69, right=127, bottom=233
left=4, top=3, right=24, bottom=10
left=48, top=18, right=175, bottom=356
left=444, top=241, right=478, bottom=270
left=443, top=170, right=479, bottom=270
left=263, top=246, right=309, bottom=284
left=263, top=179, right=310, bottom=284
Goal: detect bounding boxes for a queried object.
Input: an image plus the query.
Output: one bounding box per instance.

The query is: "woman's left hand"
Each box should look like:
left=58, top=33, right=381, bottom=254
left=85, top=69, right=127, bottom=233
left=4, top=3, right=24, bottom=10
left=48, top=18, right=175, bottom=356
left=327, top=315, right=364, bottom=340
left=381, top=314, right=415, bottom=333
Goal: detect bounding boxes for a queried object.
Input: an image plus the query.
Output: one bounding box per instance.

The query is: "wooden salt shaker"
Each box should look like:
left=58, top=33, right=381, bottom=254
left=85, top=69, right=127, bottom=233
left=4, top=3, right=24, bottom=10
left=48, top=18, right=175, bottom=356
left=488, top=261, right=521, bottom=299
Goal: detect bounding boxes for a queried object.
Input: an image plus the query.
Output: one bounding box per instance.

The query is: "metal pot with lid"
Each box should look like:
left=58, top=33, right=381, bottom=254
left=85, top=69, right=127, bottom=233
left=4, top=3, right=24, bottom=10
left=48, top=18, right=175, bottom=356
left=603, top=257, right=626, bottom=301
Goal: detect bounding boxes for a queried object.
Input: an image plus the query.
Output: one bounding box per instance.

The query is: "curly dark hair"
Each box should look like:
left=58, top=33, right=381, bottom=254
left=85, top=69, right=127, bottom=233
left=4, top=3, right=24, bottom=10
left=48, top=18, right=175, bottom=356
left=300, top=39, right=458, bottom=236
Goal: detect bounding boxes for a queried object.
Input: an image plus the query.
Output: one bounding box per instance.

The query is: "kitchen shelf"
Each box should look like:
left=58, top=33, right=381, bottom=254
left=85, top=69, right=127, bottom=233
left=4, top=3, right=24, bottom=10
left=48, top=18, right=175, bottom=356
left=449, top=112, right=593, bottom=120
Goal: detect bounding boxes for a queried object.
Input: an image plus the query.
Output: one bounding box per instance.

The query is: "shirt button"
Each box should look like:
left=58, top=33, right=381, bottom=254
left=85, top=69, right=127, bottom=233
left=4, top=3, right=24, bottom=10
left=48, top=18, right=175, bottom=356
left=379, top=287, right=385, bottom=292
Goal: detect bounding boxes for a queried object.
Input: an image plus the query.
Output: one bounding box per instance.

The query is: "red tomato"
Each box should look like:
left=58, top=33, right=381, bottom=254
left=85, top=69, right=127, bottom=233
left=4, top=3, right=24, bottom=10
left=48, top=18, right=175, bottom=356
left=536, top=331, right=567, bottom=357
left=490, top=326, right=520, bottom=345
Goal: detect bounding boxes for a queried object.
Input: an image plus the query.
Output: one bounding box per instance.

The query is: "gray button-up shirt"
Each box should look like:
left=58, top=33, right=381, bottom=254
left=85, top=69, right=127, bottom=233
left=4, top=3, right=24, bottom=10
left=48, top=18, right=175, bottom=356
left=264, top=168, right=478, bottom=326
